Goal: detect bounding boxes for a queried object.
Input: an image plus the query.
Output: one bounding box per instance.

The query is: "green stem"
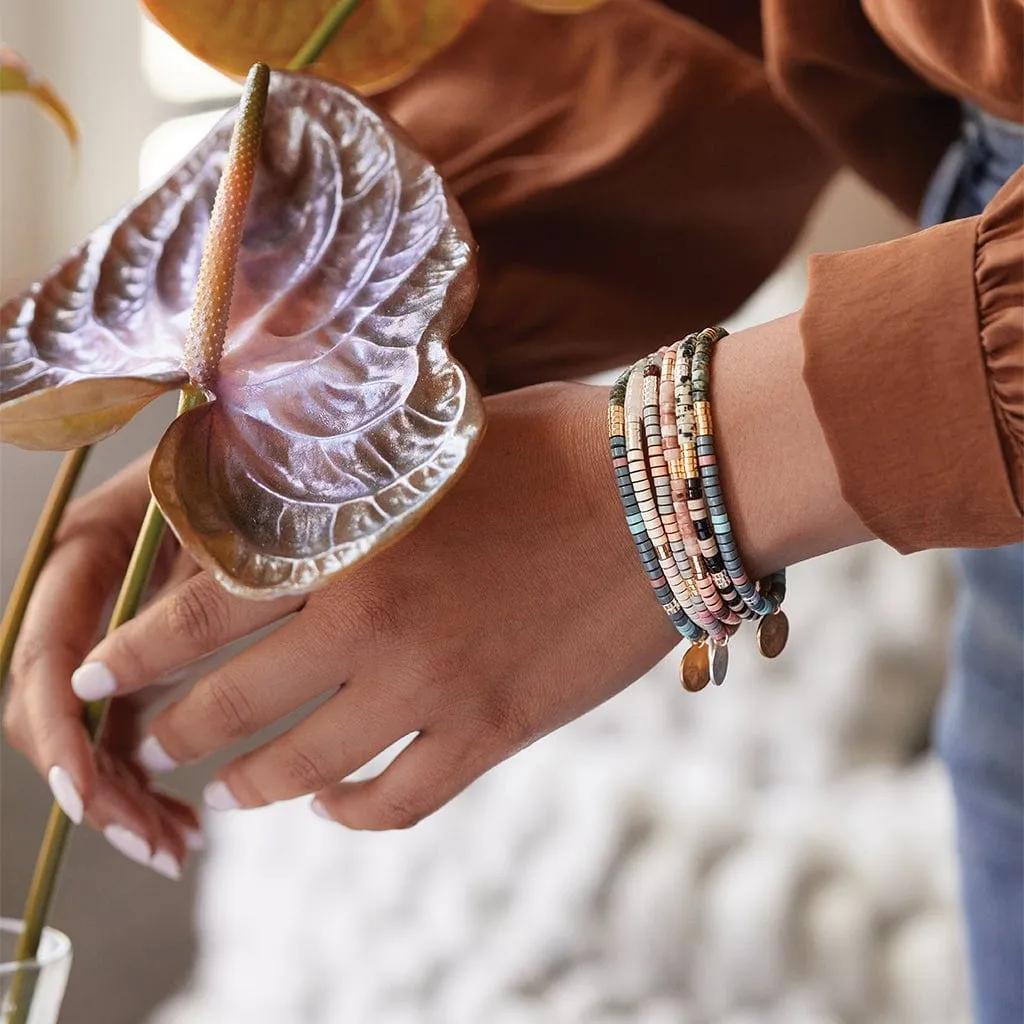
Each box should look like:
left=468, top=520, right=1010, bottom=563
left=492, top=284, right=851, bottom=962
left=0, top=447, right=89, bottom=693
left=7, top=391, right=204, bottom=1024
left=286, top=0, right=364, bottom=70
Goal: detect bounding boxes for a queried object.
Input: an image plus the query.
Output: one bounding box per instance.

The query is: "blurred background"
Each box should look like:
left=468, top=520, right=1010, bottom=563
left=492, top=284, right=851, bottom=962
left=2, top=2, right=969, bottom=1022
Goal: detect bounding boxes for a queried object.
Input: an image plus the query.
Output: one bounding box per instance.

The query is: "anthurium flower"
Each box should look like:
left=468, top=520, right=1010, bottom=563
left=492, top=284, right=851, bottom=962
left=0, top=70, right=482, bottom=599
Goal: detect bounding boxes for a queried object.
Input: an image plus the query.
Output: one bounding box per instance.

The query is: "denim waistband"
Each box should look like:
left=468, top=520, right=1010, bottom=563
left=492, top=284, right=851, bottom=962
left=919, top=103, right=1024, bottom=228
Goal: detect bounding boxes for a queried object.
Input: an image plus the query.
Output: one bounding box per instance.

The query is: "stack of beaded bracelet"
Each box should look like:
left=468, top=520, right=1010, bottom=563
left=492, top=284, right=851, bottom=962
left=608, top=327, right=789, bottom=692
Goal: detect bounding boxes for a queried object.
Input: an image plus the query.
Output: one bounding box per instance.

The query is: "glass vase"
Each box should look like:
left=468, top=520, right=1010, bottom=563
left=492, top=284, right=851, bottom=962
left=0, top=918, right=72, bottom=1024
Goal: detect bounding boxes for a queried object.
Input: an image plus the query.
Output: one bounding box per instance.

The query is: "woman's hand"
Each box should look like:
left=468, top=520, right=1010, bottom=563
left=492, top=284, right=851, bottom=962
left=7, top=383, right=679, bottom=842
left=3, top=456, right=204, bottom=878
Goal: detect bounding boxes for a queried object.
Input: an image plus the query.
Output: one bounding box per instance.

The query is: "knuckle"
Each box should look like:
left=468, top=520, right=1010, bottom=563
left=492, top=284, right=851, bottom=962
left=102, top=633, right=148, bottom=690
left=375, top=787, right=425, bottom=830
left=202, top=676, right=257, bottom=740
left=280, top=745, right=333, bottom=795
left=475, top=690, right=532, bottom=749
left=420, top=649, right=466, bottom=697
left=9, top=641, right=41, bottom=683
left=349, top=584, right=405, bottom=645
left=10, top=635, right=63, bottom=681
left=166, top=580, right=229, bottom=646
left=2, top=700, right=27, bottom=751
left=59, top=516, right=134, bottom=581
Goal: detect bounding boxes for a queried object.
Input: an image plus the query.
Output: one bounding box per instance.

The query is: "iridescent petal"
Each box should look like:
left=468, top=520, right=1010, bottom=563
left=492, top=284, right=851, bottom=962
left=1, top=72, right=481, bottom=596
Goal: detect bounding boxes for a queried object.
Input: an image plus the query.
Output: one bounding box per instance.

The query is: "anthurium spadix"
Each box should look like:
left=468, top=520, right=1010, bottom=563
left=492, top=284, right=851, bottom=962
left=0, top=69, right=483, bottom=600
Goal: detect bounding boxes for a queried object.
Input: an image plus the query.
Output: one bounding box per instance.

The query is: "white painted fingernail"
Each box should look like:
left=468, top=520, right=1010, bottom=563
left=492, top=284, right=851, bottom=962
left=203, top=780, right=240, bottom=811
left=149, top=849, right=182, bottom=881
left=47, top=766, right=83, bottom=825
left=103, top=824, right=152, bottom=867
left=310, top=797, right=333, bottom=821
left=71, top=661, right=116, bottom=701
left=138, top=735, right=179, bottom=774
left=184, top=827, right=206, bottom=852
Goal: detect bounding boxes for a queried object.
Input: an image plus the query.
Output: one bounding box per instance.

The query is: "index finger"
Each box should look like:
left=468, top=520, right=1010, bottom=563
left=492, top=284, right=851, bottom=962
left=70, top=571, right=303, bottom=707
left=6, top=475, right=148, bottom=810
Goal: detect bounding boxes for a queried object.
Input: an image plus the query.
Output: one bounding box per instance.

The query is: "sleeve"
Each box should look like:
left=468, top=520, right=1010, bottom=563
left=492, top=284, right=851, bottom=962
left=377, top=0, right=834, bottom=393
left=762, top=0, right=961, bottom=219
left=801, top=168, right=1024, bottom=553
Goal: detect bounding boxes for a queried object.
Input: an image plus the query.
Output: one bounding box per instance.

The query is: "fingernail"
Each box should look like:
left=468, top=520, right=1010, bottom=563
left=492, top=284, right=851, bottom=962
left=184, top=827, right=206, bottom=852
left=203, top=780, right=240, bottom=812
left=104, top=824, right=152, bottom=867
left=138, top=735, right=179, bottom=774
left=310, top=797, right=332, bottom=821
left=149, top=849, right=182, bottom=881
left=48, top=766, right=83, bottom=825
left=71, top=661, right=116, bottom=701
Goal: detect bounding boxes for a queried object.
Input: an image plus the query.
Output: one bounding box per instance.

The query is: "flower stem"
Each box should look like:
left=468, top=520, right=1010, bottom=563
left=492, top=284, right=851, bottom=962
left=0, top=447, right=89, bottom=694
left=6, top=391, right=204, bottom=1024
left=286, top=0, right=365, bottom=71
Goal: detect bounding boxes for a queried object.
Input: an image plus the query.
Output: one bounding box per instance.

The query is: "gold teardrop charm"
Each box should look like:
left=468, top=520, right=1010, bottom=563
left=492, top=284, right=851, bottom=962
left=680, top=642, right=710, bottom=692
left=710, top=641, right=729, bottom=686
left=756, top=610, right=790, bottom=659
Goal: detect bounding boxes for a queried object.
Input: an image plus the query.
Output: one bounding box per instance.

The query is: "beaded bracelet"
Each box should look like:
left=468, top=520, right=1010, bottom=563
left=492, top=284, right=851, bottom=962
left=691, top=328, right=775, bottom=618
left=674, top=335, right=748, bottom=626
left=609, top=369, right=704, bottom=643
left=658, top=344, right=725, bottom=638
left=641, top=351, right=725, bottom=640
left=690, top=327, right=790, bottom=662
left=608, top=327, right=790, bottom=693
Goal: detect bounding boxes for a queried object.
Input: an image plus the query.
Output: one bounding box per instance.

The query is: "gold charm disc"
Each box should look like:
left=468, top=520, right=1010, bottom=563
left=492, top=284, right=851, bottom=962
left=756, top=611, right=790, bottom=659
left=680, top=643, right=710, bottom=692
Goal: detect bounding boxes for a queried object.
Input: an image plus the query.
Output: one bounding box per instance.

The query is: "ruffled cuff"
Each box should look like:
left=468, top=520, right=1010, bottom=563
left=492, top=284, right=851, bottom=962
left=801, top=170, right=1023, bottom=553
left=975, top=167, right=1023, bottom=500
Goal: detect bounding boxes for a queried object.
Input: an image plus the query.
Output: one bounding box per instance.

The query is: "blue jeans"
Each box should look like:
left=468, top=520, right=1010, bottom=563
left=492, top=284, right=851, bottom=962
left=923, top=105, right=1024, bottom=1024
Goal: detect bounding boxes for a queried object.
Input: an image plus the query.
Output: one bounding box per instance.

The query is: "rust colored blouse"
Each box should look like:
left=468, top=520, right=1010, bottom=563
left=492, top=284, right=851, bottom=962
left=379, top=0, right=1023, bottom=553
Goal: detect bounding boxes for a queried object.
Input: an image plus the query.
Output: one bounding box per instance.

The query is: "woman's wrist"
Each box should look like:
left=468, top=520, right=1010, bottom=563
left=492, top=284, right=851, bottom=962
left=707, top=312, right=873, bottom=578
left=563, top=312, right=873, bottom=606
